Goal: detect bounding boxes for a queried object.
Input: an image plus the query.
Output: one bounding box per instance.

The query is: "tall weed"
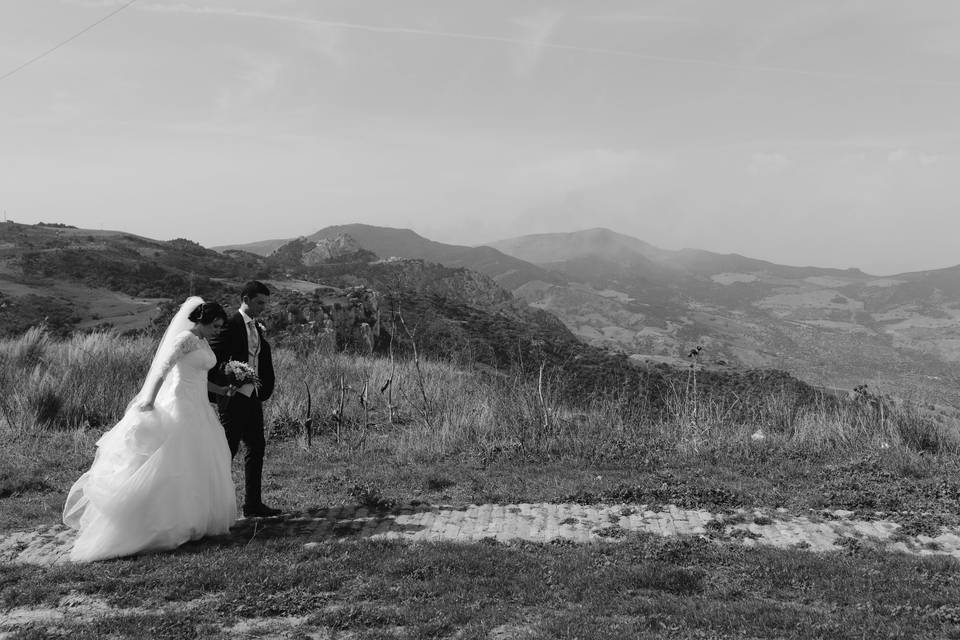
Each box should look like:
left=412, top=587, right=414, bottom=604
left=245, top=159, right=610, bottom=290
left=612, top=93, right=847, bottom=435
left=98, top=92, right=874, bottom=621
left=1, top=330, right=957, bottom=466
left=0, top=329, right=151, bottom=431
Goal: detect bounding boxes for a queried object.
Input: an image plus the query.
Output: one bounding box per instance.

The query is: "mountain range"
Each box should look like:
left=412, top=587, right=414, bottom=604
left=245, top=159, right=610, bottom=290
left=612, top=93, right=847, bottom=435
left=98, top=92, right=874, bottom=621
left=218, top=224, right=960, bottom=408
left=215, top=224, right=563, bottom=290
left=2, top=219, right=958, bottom=410
left=0, top=221, right=576, bottom=381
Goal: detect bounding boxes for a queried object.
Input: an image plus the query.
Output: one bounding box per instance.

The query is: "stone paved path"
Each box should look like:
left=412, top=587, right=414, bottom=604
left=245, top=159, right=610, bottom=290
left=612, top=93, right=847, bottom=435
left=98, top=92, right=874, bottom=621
left=3, top=502, right=960, bottom=566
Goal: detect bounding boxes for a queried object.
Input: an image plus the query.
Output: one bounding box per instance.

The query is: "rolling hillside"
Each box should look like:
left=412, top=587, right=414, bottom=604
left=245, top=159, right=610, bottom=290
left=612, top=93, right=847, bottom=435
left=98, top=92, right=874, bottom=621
left=1, top=220, right=841, bottom=418
left=214, top=224, right=564, bottom=290
left=489, top=228, right=960, bottom=406
left=0, top=221, right=271, bottom=335
left=0, top=222, right=580, bottom=378
left=213, top=223, right=960, bottom=406
left=7, top=219, right=959, bottom=410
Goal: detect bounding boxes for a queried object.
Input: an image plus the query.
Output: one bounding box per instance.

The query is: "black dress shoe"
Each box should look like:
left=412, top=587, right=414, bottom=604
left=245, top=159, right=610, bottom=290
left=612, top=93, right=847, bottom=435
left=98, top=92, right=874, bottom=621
left=242, top=503, right=283, bottom=517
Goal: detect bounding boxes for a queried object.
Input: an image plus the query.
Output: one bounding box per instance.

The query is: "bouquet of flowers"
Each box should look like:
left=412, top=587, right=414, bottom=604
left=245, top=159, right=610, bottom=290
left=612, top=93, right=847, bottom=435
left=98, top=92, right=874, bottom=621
left=220, top=360, right=261, bottom=404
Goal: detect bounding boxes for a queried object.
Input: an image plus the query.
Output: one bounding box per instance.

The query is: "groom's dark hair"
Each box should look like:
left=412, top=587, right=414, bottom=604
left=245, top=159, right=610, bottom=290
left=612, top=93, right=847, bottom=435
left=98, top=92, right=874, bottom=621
left=240, top=280, right=270, bottom=301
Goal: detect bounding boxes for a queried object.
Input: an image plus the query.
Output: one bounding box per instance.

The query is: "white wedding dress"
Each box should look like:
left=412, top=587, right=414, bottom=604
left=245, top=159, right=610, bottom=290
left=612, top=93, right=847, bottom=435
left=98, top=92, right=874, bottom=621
left=63, top=329, right=237, bottom=562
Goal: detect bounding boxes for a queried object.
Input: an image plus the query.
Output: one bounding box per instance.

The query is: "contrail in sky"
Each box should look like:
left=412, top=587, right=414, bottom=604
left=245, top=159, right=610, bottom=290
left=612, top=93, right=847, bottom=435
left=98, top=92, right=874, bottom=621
left=146, top=4, right=960, bottom=89
left=42, top=1, right=960, bottom=89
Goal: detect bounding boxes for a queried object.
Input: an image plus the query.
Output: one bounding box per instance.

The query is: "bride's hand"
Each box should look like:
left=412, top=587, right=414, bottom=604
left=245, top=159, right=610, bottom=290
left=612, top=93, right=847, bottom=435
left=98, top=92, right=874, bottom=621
left=224, top=384, right=236, bottom=397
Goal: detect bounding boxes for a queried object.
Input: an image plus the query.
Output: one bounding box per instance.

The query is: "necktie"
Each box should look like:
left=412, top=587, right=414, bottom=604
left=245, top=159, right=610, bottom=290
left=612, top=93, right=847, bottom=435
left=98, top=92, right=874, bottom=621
left=247, top=319, right=260, bottom=373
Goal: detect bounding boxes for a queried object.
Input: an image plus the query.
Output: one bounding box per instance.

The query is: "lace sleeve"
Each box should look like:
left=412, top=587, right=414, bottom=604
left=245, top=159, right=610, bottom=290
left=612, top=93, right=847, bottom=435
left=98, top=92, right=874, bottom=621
left=156, top=331, right=202, bottom=377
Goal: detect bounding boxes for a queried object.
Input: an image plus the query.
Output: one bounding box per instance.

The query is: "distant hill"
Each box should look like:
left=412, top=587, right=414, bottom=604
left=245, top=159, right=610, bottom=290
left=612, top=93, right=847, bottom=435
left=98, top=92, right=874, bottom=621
left=489, top=227, right=866, bottom=279
left=0, top=219, right=887, bottom=422
left=10, top=219, right=960, bottom=411
left=0, top=222, right=579, bottom=375
left=215, top=223, right=564, bottom=290
left=212, top=223, right=960, bottom=407
left=490, top=227, right=670, bottom=265
left=0, top=221, right=272, bottom=335
left=488, top=228, right=960, bottom=408
left=266, top=234, right=378, bottom=269
left=216, top=237, right=292, bottom=257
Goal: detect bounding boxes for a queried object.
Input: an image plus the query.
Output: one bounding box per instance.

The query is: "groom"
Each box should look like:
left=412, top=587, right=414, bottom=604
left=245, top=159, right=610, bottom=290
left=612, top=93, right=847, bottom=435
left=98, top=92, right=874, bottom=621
left=210, top=280, right=281, bottom=518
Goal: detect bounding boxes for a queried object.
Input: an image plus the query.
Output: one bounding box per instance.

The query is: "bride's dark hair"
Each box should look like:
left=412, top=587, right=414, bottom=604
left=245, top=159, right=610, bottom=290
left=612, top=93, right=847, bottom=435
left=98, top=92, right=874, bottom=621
left=187, top=301, right=227, bottom=325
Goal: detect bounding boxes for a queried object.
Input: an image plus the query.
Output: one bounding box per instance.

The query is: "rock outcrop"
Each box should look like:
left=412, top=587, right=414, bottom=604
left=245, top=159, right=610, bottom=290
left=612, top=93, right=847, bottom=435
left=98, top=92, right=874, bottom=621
left=268, top=234, right=376, bottom=268
left=274, top=284, right=379, bottom=354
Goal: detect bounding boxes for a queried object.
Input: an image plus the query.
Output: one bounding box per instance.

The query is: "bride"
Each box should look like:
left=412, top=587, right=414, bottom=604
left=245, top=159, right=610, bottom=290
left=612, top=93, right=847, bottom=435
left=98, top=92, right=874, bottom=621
left=63, top=297, right=239, bottom=562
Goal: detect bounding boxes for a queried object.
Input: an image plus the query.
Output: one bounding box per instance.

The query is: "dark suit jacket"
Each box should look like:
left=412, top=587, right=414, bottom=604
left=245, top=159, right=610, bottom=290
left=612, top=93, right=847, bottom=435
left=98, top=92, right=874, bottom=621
left=209, top=312, right=275, bottom=403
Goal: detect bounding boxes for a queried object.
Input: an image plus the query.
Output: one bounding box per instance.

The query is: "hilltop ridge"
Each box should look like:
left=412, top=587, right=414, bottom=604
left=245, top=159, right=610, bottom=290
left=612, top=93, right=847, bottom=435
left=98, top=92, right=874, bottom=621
left=6, top=219, right=960, bottom=409
left=215, top=223, right=564, bottom=290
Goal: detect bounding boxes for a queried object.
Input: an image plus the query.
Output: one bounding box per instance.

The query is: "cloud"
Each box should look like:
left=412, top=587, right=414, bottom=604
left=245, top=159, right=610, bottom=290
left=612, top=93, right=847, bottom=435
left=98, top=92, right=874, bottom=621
left=503, top=148, right=672, bottom=201
left=215, top=50, right=285, bottom=111
left=582, top=10, right=692, bottom=25
left=887, top=148, right=942, bottom=166
left=59, top=0, right=132, bottom=6
left=511, top=9, right=564, bottom=75
left=887, top=148, right=909, bottom=163
left=297, top=21, right=346, bottom=65
left=747, top=152, right=791, bottom=176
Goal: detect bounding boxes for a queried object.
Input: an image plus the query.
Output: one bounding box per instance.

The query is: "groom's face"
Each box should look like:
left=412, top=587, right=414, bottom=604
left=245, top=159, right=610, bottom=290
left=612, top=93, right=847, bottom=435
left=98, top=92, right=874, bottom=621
left=243, top=293, right=269, bottom=318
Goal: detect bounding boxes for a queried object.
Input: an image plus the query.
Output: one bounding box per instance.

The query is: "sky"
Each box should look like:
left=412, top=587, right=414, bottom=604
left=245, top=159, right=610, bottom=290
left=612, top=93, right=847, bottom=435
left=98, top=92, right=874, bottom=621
left=2, top=0, right=960, bottom=275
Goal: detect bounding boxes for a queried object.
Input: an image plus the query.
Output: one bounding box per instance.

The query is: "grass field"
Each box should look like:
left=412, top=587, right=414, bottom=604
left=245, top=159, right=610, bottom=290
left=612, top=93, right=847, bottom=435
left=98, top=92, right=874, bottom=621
left=5, top=534, right=960, bottom=639
left=3, top=329, right=960, bottom=637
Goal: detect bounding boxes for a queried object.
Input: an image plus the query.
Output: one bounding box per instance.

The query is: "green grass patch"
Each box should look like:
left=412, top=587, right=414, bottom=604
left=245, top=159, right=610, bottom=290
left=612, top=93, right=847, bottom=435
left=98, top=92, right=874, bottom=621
left=4, top=536, right=960, bottom=638
left=4, top=331, right=960, bottom=638
left=5, top=428, right=960, bottom=534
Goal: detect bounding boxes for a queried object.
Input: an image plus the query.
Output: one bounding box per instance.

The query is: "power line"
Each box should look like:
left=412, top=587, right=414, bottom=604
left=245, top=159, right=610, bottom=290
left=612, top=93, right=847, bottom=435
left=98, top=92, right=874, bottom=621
left=0, top=0, right=139, bottom=84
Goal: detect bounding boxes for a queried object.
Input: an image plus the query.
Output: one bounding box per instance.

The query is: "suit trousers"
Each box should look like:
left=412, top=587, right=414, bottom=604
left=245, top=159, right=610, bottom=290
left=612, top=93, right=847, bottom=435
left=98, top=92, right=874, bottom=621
left=220, top=392, right=266, bottom=507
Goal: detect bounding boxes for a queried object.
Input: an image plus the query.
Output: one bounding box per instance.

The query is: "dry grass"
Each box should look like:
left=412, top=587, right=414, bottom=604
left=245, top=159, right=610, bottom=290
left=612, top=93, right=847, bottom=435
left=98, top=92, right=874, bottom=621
left=2, top=328, right=959, bottom=462
left=0, top=329, right=151, bottom=434
left=5, top=332, right=960, bottom=638
left=2, top=330, right=959, bottom=529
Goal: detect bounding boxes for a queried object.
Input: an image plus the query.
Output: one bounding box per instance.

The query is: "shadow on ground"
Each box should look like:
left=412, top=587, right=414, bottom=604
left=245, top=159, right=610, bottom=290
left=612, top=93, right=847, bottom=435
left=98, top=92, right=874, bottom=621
left=178, top=502, right=462, bottom=553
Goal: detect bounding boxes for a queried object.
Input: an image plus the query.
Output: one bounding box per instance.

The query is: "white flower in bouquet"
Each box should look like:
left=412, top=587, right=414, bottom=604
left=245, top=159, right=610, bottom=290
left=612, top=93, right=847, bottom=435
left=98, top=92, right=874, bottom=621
left=222, top=360, right=260, bottom=397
